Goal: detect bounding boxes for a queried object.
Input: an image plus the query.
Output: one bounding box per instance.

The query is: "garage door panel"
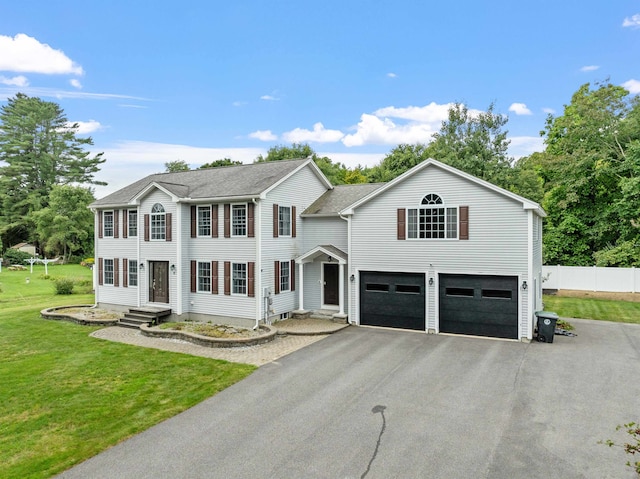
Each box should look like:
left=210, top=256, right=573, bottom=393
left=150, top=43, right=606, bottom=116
left=360, top=272, right=425, bottom=331
left=439, top=274, right=518, bottom=339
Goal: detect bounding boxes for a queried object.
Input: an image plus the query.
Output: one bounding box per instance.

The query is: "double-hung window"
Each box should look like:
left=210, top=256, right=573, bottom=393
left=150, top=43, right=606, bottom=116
left=198, top=206, right=211, bottom=237
left=198, top=261, right=211, bottom=292
left=408, top=194, right=458, bottom=239
left=232, top=205, right=247, bottom=237
left=128, top=210, right=138, bottom=237
left=103, top=259, right=114, bottom=285
left=151, top=203, right=166, bottom=240
left=128, top=260, right=138, bottom=286
left=232, top=263, right=247, bottom=295
left=278, top=206, right=291, bottom=237
left=103, top=211, right=114, bottom=237
left=279, top=261, right=290, bottom=292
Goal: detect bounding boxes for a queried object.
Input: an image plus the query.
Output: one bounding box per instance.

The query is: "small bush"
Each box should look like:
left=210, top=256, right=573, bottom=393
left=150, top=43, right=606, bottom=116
left=54, top=278, right=75, bottom=295
left=3, top=249, right=34, bottom=265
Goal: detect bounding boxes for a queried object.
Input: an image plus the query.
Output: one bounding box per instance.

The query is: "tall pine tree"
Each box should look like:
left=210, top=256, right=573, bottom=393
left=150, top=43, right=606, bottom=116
left=0, top=93, right=105, bottom=249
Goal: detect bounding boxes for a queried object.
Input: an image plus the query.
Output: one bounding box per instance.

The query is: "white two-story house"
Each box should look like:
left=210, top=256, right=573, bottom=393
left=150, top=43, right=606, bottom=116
left=91, top=157, right=545, bottom=341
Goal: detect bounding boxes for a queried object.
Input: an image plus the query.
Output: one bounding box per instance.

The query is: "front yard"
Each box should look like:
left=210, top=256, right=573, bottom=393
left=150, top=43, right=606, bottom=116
left=0, top=265, right=255, bottom=479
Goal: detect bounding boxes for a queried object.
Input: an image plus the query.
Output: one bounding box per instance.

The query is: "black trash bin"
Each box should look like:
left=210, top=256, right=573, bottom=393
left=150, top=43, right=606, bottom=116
left=535, top=311, right=559, bottom=343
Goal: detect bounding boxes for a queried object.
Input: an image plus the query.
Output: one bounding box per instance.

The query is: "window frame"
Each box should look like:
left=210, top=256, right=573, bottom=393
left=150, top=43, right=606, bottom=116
left=103, top=259, right=114, bottom=285
left=128, top=260, right=138, bottom=287
left=279, top=260, right=290, bottom=292
left=103, top=210, right=114, bottom=238
left=128, top=210, right=138, bottom=237
left=197, top=205, right=212, bottom=237
left=231, top=262, right=247, bottom=295
left=278, top=206, right=291, bottom=237
left=231, top=204, right=247, bottom=237
left=407, top=194, right=458, bottom=240
left=151, top=203, right=166, bottom=240
left=197, top=261, right=212, bottom=292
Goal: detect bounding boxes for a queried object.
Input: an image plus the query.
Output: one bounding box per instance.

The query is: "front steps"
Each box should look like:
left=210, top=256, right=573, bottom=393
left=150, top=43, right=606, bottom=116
left=292, top=309, right=348, bottom=324
left=118, top=307, right=172, bottom=329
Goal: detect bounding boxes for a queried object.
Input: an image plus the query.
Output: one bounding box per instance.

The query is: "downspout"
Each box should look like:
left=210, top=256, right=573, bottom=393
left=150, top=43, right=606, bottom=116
left=338, top=213, right=352, bottom=324
left=526, top=210, right=534, bottom=341
left=92, top=208, right=99, bottom=308
left=176, top=203, right=183, bottom=316
left=253, top=198, right=262, bottom=330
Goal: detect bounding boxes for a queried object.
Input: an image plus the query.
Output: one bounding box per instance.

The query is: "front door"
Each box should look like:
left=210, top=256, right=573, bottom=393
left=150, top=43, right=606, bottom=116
left=323, top=263, right=339, bottom=306
left=150, top=261, right=169, bottom=303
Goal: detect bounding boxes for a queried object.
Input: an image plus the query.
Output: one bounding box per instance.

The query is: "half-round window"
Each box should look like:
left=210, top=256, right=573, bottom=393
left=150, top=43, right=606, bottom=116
left=421, top=194, right=443, bottom=205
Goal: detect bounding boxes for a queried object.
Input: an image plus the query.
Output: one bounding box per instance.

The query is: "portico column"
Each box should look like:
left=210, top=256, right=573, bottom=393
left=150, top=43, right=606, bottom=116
left=338, top=262, right=345, bottom=315
left=298, top=262, right=304, bottom=310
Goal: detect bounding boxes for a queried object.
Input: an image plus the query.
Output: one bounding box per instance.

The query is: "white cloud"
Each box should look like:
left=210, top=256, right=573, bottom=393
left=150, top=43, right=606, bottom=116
left=542, top=107, right=556, bottom=114
left=118, top=104, right=148, bottom=109
left=70, top=79, right=82, bottom=89
left=232, top=101, right=247, bottom=107
left=249, top=129, right=277, bottom=141
left=580, top=65, right=600, bottom=72
left=622, top=79, right=640, bottom=94
left=318, top=151, right=386, bottom=169
left=0, top=33, right=83, bottom=75
left=342, top=113, right=436, bottom=147
left=508, top=136, right=545, bottom=158
left=282, top=122, right=344, bottom=143
left=260, top=94, right=279, bottom=101
left=0, top=75, right=28, bottom=87
left=0, top=86, right=150, bottom=102
left=508, top=103, right=533, bottom=115
left=622, top=14, right=640, bottom=27
left=387, top=72, right=397, bottom=78
left=373, top=102, right=454, bottom=122
left=92, top=141, right=267, bottom=198
left=69, top=120, right=102, bottom=134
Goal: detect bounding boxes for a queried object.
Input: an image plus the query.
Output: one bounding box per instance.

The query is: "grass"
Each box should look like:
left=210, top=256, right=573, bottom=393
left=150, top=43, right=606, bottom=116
left=0, top=265, right=256, bottom=479
left=543, top=295, right=640, bottom=324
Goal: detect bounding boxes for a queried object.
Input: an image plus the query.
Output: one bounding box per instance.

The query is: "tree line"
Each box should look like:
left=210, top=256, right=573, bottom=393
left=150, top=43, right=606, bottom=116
left=2, top=81, right=639, bottom=266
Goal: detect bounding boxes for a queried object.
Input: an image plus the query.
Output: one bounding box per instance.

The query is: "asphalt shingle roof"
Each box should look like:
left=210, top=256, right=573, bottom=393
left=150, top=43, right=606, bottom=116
left=90, top=158, right=311, bottom=207
left=302, top=183, right=384, bottom=216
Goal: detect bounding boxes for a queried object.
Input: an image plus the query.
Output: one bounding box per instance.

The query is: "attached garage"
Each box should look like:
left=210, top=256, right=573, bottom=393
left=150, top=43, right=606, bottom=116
left=439, top=274, right=518, bottom=339
left=360, top=271, right=425, bottom=331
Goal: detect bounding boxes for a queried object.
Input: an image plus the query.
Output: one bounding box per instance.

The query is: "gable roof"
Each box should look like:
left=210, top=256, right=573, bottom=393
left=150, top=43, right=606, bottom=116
left=90, top=158, right=332, bottom=208
left=340, top=158, right=546, bottom=217
left=301, top=183, right=384, bottom=217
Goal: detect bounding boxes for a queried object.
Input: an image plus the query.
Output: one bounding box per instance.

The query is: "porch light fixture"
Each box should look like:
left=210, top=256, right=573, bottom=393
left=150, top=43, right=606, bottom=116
left=170, top=264, right=176, bottom=274
left=522, top=280, right=527, bottom=290
left=429, top=277, right=434, bottom=286
left=350, top=274, right=355, bottom=282
left=327, top=256, right=333, bottom=262
left=139, top=262, right=144, bottom=270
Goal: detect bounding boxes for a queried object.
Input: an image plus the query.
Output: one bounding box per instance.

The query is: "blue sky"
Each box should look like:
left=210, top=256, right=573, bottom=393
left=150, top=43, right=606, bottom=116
left=1, top=1, right=639, bottom=198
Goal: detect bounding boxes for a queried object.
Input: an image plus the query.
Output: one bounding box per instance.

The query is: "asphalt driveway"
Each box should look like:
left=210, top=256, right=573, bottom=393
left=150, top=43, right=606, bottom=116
left=58, top=319, right=640, bottom=479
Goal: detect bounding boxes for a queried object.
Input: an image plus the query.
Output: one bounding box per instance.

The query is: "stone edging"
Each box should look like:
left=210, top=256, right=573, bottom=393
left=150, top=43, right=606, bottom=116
left=40, top=305, right=121, bottom=326
left=140, top=323, right=277, bottom=348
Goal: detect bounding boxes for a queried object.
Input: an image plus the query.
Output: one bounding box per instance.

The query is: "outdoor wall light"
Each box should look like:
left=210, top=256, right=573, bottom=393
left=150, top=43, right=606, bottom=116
left=327, top=256, right=333, bottom=262
left=350, top=274, right=355, bottom=282
left=522, top=280, right=527, bottom=290
left=428, top=277, right=434, bottom=286
left=139, top=262, right=144, bottom=270
left=170, top=264, right=176, bottom=274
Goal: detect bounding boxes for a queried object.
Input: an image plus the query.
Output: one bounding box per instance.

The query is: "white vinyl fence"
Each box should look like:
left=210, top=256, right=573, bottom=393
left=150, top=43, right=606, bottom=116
left=542, top=265, right=640, bottom=293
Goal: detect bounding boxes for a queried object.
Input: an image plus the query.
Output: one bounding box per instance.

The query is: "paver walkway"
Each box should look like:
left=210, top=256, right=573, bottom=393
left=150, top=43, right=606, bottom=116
left=91, top=319, right=349, bottom=366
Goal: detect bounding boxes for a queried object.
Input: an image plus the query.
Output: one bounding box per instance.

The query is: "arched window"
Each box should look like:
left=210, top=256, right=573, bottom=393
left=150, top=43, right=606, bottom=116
left=408, top=194, right=458, bottom=239
left=151, top=203, right=166, bottom=240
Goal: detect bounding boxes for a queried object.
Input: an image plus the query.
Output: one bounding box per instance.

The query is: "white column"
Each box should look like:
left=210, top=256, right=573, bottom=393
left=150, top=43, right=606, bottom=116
left=298, top=262, right=304, bottom=310
left=338, top=263, right=345, bottom=315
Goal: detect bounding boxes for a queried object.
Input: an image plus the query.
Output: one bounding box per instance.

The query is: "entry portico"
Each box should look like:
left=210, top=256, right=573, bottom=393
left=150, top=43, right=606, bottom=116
left=295, top=244, right=347, bottom=318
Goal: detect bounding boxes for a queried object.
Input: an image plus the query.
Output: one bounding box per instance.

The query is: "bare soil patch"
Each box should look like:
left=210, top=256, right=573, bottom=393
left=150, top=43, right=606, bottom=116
left=55, top=306, right=122, bottom=319
left=159, top=322, right=264, bottom=338
left=553, top=289, right=640, bottom=303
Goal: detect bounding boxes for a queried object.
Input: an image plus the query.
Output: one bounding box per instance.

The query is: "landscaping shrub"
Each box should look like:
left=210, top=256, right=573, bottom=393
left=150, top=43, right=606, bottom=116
left=3, top=248, right=33, bottom=266
left=54, top=278, right=74, bottom=295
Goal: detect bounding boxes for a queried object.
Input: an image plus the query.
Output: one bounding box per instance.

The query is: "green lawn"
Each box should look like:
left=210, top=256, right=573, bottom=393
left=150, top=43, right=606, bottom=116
left=543, top=295, right=640, bottom=324
left=0, top=265, right=256, bottom=479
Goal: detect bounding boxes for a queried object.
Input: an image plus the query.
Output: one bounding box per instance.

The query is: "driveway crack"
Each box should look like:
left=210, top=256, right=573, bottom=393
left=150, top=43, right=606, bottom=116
left=361, top=405, right=387, bottom=479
